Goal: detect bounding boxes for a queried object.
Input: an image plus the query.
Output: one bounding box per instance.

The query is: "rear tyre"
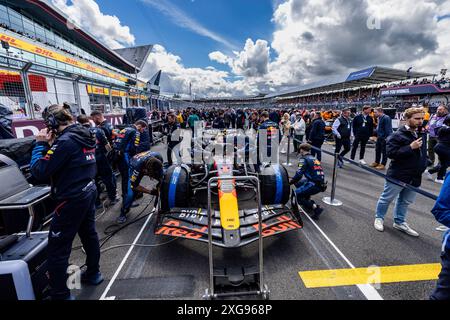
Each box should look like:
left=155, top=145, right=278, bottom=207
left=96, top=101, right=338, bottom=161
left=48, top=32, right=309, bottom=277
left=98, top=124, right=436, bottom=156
left=259, top=164, right=290, bottom=205
left=160, top=165, right=190, bottom=212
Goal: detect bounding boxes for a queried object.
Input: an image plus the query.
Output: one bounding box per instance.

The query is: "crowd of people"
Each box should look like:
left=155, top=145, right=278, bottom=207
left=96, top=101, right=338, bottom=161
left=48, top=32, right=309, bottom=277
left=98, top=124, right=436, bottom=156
left=16, top=100, right=450, bottom=300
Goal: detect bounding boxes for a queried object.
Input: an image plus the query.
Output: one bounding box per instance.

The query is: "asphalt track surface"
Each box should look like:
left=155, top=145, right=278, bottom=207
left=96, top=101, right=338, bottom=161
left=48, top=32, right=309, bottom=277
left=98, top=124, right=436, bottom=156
left=70, top=132, right=445, bottom=300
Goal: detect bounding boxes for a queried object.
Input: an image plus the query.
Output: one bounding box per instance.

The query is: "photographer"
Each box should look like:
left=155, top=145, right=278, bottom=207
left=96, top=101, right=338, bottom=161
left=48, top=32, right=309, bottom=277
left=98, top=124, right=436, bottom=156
left=30, top=105, right=102, bottom=300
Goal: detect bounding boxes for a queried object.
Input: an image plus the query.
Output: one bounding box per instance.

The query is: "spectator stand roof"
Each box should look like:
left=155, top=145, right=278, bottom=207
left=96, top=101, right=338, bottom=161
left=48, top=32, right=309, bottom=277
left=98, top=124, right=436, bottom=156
left=269, top=66, right=435, bottom=100
left=2, top=0, right=139, bottom=73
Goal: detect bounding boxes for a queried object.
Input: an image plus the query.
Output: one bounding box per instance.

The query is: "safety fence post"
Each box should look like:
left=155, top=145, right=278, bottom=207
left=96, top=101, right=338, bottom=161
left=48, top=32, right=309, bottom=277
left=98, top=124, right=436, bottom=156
left=323, top=152, right=343, bottom=206
left=283, top=134, right=293, bottom=166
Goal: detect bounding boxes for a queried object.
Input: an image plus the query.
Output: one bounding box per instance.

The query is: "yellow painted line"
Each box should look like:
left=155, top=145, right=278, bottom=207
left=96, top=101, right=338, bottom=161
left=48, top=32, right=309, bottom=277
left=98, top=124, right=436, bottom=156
left=299, top=264, right=441, bottom=288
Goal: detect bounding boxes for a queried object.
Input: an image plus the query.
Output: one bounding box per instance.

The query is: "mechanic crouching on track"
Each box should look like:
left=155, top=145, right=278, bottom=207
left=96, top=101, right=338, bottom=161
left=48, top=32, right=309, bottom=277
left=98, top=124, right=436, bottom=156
left=430, top=172, right=450, bottom=300
left=290, top=143, right=327, bottom=220
left=118, top=151, right=164, bottom=224
left=113, top=120, right=148, bottom=220
left=30, top=105, right=102, bottom=300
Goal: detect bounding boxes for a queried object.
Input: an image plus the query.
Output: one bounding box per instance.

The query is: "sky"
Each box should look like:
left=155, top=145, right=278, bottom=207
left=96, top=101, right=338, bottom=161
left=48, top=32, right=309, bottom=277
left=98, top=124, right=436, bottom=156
left=51, top=0, right=450, bottom=98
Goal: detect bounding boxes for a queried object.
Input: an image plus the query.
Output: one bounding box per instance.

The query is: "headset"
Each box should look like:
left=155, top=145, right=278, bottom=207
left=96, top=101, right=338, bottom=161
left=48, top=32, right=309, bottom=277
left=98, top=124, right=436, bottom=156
left=42, top=107, right=64, bottom=133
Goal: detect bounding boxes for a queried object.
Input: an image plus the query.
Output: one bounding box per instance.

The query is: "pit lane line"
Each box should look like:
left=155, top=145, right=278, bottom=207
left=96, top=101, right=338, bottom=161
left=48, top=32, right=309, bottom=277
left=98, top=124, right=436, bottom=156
left=99, top=208, right=156, bottom=300
left=297, top=205, right=384, bottom=300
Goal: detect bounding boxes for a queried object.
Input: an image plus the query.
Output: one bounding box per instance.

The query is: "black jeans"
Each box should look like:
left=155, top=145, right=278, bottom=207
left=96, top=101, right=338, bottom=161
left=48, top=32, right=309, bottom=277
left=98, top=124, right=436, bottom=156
left=351, top=136, right=370, bottom=160
left=430, top=249, right=450, bottom=300
left=311, top=140, right=324, bottom=161
left=47, top=184, right=100, bottom=300
left=375, top=137, right=388, bottom=165
left=429, top=143, right=450, bottom=180
left=335, top=137, right=351, bottom=159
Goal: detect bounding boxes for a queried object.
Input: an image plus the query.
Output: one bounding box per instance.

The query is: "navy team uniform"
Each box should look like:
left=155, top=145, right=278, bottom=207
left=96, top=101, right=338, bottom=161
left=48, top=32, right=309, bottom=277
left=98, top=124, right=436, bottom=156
left=291, top=154, right=326, bottom=212
left=30, top=124, right=100, bottom=300
left=122, top=151, right=164, bottom=215
left=113, top=126, right=141, bottom=207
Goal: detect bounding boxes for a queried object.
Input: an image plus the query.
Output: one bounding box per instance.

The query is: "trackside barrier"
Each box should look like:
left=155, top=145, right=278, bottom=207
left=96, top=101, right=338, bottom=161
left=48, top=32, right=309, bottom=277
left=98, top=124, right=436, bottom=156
left=282, top=134, right=293, bottom=167
left=323, top=153, right=343, bottom=206
left=291, top=137, right=439, bottom=204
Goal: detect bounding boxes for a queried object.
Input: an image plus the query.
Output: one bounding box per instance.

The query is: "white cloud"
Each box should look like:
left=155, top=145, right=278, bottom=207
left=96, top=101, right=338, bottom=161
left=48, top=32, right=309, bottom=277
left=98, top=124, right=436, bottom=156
left=209, top=51, right=231, bottom=65
left=51, top=0, right=135, bottom=49
left=51, top=0, right=450, bottom=97
left=140, top=45, right=259, bottom=98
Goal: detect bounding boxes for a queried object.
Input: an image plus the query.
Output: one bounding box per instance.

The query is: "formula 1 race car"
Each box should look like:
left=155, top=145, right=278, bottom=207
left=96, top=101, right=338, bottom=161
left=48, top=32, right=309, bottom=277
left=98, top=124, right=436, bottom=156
left=154, top=129, right=303, bottom=248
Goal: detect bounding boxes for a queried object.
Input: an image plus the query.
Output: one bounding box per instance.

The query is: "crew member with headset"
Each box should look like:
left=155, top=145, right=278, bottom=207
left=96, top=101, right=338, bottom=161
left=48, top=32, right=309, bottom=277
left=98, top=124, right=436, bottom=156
left=113, top=120, right=148, bottom=222
left=290, top=143, right=327, bottom=220
left=30, top=105, right=102, bottom=300
left=119, top=151, right=164, bottom=223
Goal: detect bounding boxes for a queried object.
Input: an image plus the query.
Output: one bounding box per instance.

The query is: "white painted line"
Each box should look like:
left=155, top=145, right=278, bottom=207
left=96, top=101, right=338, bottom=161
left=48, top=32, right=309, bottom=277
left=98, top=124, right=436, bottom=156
left=298, top=205, right=384, bottom=300
left=99, top=209, right=155, bottom=300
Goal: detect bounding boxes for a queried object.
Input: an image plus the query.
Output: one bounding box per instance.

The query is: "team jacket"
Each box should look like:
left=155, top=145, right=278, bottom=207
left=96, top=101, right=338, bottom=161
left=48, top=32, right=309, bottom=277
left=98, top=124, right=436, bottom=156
left=30, top=124, right=97, bottom=200
left=291, top=155, right=325, bottom=185
left=113, top=126, right=140, bottom=156
left=129, top=151, right=164, bottom=190
left=91, top=126, right=109, bottom=159
left=431, top=172, right=450, bottom=252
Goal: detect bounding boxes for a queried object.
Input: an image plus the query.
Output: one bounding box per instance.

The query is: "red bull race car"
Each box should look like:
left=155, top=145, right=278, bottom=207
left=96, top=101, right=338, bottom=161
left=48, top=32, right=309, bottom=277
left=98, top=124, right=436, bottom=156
left=154, top=129, right=303, bottom=248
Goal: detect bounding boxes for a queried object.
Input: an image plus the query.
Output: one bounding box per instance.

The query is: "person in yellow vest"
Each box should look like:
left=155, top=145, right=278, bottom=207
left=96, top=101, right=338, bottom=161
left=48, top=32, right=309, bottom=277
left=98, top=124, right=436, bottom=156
left=176, top=111, right=184, bottom=125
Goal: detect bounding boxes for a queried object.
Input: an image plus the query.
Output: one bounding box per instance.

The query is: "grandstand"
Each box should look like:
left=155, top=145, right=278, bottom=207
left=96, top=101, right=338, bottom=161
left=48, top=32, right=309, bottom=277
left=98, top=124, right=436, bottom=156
left=193, top=66, right=450, bottom=111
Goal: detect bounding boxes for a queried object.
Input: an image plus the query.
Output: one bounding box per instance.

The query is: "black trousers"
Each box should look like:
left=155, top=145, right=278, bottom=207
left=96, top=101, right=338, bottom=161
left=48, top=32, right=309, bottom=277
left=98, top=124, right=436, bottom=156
left=430, top=249, right=450, bottom=300
left=311, top=140, right=324, bottom=161
left=351, top=135, right=370, bottom=160
left=118, top=153, right=131, bottom=201
left=428, top=136, right=438, bottom=165
left=47, top=184, right=100, bottom=300
left=95, top=156, right=117, bottom=203
left=375, top=137, right=388, bottom=165
left=335, top=137, right=351, bottom=159
left=429, top=143, right=450, bottom=180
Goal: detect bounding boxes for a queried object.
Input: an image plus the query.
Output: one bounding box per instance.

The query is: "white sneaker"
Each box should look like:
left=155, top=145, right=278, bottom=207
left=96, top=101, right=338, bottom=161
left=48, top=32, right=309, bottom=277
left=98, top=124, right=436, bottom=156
left=393, top=222, right=419, bottom=237
left=436, top=226, right=449, bottom=232
left=425, top=170, right=434, bottom=181
left=374, top=218, right=384, bottom=232
left=435, top=179, right=444, bottom=184
left=359, top=159, right=367, bottom=165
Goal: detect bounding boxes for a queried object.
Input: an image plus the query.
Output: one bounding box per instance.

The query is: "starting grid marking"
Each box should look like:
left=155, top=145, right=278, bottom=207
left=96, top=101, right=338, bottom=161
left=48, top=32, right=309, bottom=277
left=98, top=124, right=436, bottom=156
left=299, top=263, right=441, bottom=288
